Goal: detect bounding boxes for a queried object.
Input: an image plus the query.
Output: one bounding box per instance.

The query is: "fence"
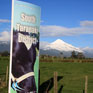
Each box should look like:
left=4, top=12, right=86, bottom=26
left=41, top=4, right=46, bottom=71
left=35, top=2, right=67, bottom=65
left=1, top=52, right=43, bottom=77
left=0, top=66, right=9, bottom=88
left=40, top=57, right=93, bottom=63
left=43, top=71, right=88, bottom=93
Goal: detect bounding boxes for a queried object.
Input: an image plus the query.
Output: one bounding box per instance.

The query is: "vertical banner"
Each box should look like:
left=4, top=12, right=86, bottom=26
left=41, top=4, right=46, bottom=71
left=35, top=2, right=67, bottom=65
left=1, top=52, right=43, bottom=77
left=9, top=0, right=40, bottom=93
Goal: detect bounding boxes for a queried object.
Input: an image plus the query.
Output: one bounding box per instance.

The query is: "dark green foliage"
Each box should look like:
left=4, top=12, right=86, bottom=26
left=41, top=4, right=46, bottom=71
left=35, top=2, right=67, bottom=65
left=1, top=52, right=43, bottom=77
left=77, top=52, right=85, bottom=59
left=71, top=51, right=77, bottom=58
left=1, top=51, right=9, bottom=56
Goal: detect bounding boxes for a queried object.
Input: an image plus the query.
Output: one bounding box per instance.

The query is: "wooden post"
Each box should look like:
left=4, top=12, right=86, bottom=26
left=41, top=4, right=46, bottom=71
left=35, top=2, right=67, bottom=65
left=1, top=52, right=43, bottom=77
left=85, top=76, right=88, bottom=93
left=6, top=66, right=8, bottom=86
left=54, top=72, right=58, bottom=93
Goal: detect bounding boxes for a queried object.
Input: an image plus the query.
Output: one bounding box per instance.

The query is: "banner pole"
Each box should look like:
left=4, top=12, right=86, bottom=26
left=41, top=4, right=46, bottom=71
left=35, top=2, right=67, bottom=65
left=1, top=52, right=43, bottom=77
left=8, top=0, right=14, bottom=92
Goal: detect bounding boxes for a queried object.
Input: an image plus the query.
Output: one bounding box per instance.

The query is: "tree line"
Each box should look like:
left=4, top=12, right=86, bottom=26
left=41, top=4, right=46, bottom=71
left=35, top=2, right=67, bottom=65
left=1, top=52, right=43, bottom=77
left=0, top=51, right=10, bottom=57
left=60, top=51, right=85, bottom=59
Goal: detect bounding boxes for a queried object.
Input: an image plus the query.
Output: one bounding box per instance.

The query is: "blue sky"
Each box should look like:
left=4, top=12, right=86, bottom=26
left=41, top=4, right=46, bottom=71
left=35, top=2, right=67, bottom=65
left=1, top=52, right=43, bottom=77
left=0, top=0, right=93, bottom=48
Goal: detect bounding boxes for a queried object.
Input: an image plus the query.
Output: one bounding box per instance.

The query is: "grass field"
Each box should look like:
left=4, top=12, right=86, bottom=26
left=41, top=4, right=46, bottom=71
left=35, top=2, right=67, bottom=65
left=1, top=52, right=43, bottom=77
left=0, top=57, right=93, bottom=93
left=40, top=62, right=93, bottom=93
left=0, top=57, right=9, bottom=93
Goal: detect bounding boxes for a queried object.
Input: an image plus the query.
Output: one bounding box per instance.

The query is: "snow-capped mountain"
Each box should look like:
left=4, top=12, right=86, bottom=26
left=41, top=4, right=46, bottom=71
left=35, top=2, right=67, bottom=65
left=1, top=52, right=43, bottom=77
left=80, top=47, right=93, bottom=58
left=42, top=39, right=82, bottom=52
left=0, top=41, right=10, bottom=52
left=40, top=39, right=83, bottom=57
left=40, top=39, right=93, bottom=58
left=0, top=41, right=9, bottom=44
left=0, top=39, right=93, bottom=58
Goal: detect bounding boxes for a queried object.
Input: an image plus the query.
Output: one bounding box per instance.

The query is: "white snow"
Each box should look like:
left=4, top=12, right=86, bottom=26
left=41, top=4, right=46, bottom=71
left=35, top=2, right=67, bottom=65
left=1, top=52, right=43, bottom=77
left=42, top=39, right=83, bottom=52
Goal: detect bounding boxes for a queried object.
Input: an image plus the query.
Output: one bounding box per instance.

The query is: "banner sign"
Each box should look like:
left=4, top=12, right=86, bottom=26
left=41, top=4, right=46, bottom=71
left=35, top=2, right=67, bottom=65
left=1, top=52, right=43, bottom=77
left=9, top=0, right=40, bottom=93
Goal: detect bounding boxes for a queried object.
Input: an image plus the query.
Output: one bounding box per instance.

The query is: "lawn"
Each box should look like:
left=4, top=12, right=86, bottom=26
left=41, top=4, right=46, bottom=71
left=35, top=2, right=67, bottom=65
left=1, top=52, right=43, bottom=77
left=40, top=62, right=93, bottom=93
left=0, top=57, right=93, bottom=93
left=0, top=57, right=9, bottom=93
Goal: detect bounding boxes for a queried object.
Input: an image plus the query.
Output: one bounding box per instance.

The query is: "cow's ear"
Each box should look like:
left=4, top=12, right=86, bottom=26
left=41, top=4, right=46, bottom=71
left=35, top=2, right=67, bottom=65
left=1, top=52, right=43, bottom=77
left=34, top=42, right=39, bottom=50
left=36, top=42, right=39, bottom=50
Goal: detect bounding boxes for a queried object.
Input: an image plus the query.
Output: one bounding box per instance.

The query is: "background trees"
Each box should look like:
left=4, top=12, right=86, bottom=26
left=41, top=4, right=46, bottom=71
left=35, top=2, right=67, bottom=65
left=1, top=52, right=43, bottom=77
left=0, top=51, right=9, bottom=57
left=71, top=51, right=85, bottom=59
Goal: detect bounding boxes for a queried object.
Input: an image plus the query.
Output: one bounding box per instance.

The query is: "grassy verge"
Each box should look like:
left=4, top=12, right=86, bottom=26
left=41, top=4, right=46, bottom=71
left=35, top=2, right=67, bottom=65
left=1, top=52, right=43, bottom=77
left=1, top=57, right=93, bottom=93
left=0, top=57, right=9, bottom=92
left=40, top=62, right=93, bottom=93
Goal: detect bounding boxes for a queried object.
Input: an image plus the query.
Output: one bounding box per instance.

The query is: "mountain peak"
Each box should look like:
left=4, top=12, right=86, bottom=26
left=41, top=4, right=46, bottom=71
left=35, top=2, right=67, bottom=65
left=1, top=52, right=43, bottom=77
left=52, top=39, right=65, bottom=44
left=43, top=39, right=82, bottom=53
left=55, top=39, right=63, bottom=42
left=0, top=41, right=10, bottom=44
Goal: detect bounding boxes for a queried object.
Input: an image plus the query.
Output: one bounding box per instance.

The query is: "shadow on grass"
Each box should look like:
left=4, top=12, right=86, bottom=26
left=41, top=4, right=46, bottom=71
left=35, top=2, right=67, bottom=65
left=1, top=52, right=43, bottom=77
left=0, top=73, right=6, bottom=75
left=39, top=76, right=63, bottom=93
left=58, top=85, right=64, bottom=93
left=83, top=90, right=85, bottom=93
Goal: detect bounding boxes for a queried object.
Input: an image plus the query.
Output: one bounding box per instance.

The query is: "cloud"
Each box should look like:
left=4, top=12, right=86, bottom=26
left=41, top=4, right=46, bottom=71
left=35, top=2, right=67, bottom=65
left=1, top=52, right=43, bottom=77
left=80, top=21, right=93, bottom=27
left=40, top=24, right=93, bottom=37
left=0, top=19, right=10, bottom=23
left=40, top=41, right=50, bottom=49
left=0, top=31, right=10, bottom=41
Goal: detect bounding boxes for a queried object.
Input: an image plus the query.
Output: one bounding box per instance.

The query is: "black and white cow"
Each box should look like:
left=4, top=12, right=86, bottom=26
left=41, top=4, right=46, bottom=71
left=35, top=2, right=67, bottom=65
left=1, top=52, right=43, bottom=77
left=11, top=31, right=39, bottom=93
